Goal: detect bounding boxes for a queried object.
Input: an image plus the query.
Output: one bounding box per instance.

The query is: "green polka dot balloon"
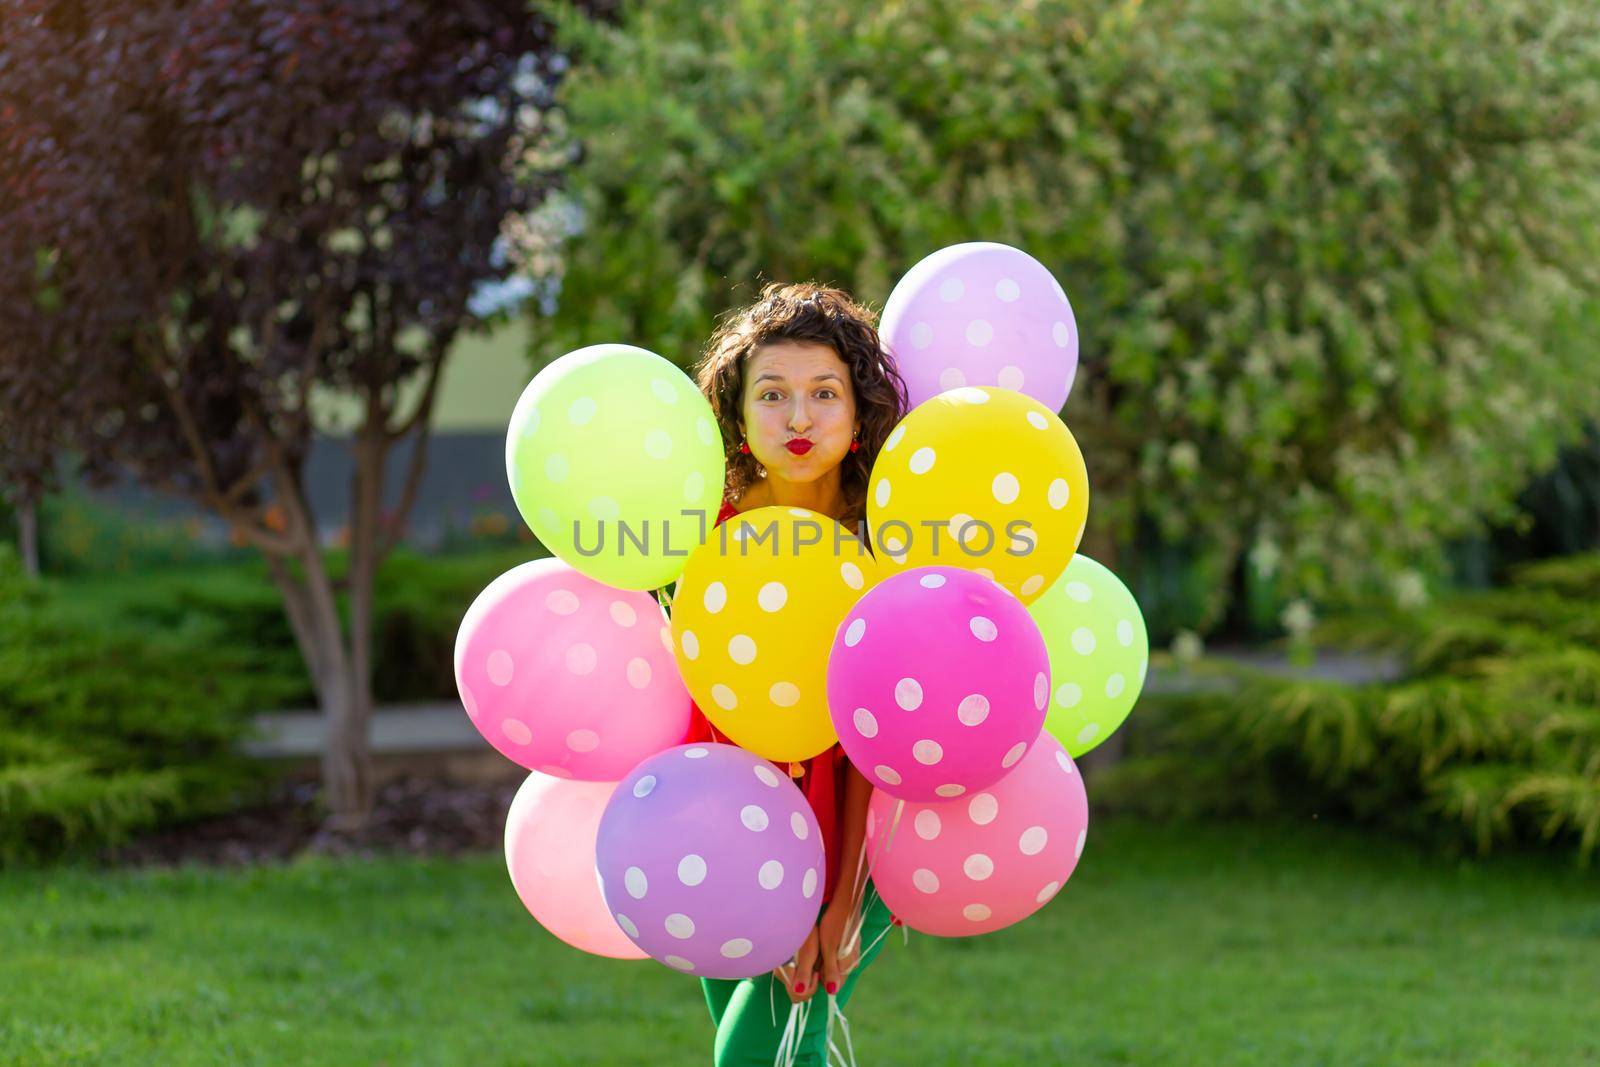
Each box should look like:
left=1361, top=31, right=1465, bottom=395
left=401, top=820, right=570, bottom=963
left=1027, top=554, right=1148, bottom=757
left=506, top=344, right=726, bottom=591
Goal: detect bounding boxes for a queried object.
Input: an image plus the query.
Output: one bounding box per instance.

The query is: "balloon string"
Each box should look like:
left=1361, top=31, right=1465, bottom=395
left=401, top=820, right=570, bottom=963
left=828, top=994, right=860, bottom=1067
left=842, top=797, right=904, bottom=957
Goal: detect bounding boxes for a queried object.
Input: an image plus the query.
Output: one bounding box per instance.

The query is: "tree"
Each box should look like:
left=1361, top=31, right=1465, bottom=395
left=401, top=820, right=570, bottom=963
left=0, top=0, right=613, bottom=828
left=525, top=0, right=1600, bottom=626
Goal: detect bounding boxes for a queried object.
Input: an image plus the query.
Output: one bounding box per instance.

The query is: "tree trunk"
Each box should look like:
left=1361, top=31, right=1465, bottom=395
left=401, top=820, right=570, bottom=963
left=18, top=499, right=39, bottom=578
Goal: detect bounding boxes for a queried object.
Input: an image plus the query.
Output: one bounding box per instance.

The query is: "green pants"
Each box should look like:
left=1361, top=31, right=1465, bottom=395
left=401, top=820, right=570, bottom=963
left=701, top=881, right=895, bottom=1067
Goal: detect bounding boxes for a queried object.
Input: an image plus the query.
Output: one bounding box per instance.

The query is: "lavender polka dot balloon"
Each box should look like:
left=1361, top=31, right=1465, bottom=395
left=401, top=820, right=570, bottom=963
left=880, top=242, right=1079, bottom=412
left=595, top=743, right=825, bottom=979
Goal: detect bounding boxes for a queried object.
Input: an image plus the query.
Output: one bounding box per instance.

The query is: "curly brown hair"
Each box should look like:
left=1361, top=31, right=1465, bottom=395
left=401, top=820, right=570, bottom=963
left=694, top=282, right=909, bottom=532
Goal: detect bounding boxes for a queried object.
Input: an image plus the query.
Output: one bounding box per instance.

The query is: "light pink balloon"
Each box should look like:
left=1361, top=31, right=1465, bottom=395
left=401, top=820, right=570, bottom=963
left=865, top=732, right=1088, bottom=937
left=505, top=771, right=647, bottom=959
left=455, top=557, right=691, bottom=780
left=880, top=241, right=1079, bottom=412
left=827, top=566, right=1050, bottom=803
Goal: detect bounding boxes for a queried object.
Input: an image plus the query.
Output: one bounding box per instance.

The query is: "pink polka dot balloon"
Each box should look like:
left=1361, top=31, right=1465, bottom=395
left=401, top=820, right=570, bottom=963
left=865, top=731, right=1088, bottom=937
left=455, top=557, right=691, bottom=780
left=505, top=771, right=646, bottom=960
left=595, top=743, right=825, bottom=979
left=827, top=565, right=1050, bottom=803
left=880, top=242, right=1079, bottom=412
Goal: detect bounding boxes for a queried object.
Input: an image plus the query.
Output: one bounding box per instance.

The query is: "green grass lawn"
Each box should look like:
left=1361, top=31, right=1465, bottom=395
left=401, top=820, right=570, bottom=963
left=2, top=815, right=1597, bottom=1067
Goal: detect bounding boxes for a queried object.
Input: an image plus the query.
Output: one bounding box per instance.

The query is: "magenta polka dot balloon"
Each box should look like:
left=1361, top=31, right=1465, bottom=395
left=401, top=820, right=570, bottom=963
left=595, top=743, right=825, bottom=979
left=866, top=731, right=1088, bottom=937
left=455, top=557, right=691, bottom=780
left=827, top=565, right=1050, bottom=803
left=880, top=242, right=1079, bottom=412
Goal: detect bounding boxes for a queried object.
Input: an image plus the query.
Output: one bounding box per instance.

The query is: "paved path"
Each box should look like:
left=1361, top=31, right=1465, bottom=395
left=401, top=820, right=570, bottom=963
left=245, top=646, right=1403, bottom=758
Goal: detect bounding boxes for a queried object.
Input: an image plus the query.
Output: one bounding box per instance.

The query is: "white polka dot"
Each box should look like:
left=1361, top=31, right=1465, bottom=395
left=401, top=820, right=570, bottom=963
left=885, top=424, right=907, bottom=451
left=1076, top=827, right=1087, bottom=858
left=935, top=783, right=966, bottom=798
left=625, top=867, right=648, bottom=899
left=913, top=868, right=941, bottom=894
left=1021, top=574, right=1045, bottom=597
left=951, top=387, right=990, bottom=404
left=1105, top=673, right=1126, bottom=698
left=461, top=684, right=480, bottom=721
left=664, top=954, right=695, bottom=972
left=632, top=775, right=656, bottom=798
left=755, top=765, right=781, bottom=788
left=545, top=589, right=580, bottom=615
left=649, top=377, right=678, bottom=405
left=677, top=855, right=707, bottom=886
left=502, top=719, right=532, bottom=746
left=1034, top=672, right=1049, bottom=710
left=607, top=601, right=638, bottom=628
left=1071, top=628, right=1096, bottom=655
left=523, top=408, right=542, bottom=437
left=966, top=320, right=994, bottom=347
left=1077, top=723, right=1099, bottom=745
left=1065, top=582, right=1092, bottom=602
left=844, top=618, right=867, bottom=647
left=740, top=805, right=769, bottom=832
left=939, top=278, right=965, bottom=302
left=963, top=903, right=993, bottom=922
left=991, top=472, right=1020, bottom=505
left=721, top=938, right=753, bottom=959
left=728, top=634, right=757, bottom=664
left=1026, top=411, right=1049, bottom=430
left=566, top=729, right=599, bottom=752
left=968, top=793, right=999, bottom=825
left=969, top=616, right=998, bottom=642
left=567, top=396, right=597, bottom=424
left=615, top=913, right=639, bottom=938
left=703, top=582, right=727, bottom=613
left=757, top=582, right=788, bottom=612
left=486, top=650, right=515, bottom=687
left=566, top=643, right=597, bottom=675
left=1056, top=750, right=1075, bottom=774
left=948, top=514, right=975, bottom=547
left=791, top=812, right=809, bottom=840
left=840, top=562, right=864, bottom=590
left=895, top=678, right=923, bottom=710
left=963, top=854, right=995, bottom=881
left=913, top=739, right=944, bottom=765
left=665, top=913, right=695, bottom=938
left=536, top=506, right=559, bottom=530
left=626, top=657, right=652, bottom=689
left=909, top=447, right=937, bottom=474
left=958, top=694, right=991, bottom=726
left=696, top=418, right=716, bottom=445
left=758, top=860, right=784, bottom=889
left=684, top=470, right=704, bottom=502
left=910, top=322, right=934, bottom=349
left=853, top=707, right=879, bottom=738
left=939, top=367, right=967, bottom=391
left=540, top=764, right=572, bottom=779
left=1002, top=741, right=1028, bottom=768
left=769, top=681, right=800, bottom=707
left=1055, top=682, right=1083, bottom=709
left=995, top=278, right=1020, bottom=302
left=914, top=810, right=942, bottom=840
left=644, top=429, right=673, bottom=461
left=975, top=567, right=995, bottom=581
left=875, top=479, right=891, bottom=508
left=588, top=496, right=620, bottom=521
left=803, top=868, right=819, bottom=899
left=679, top=630, right=700, bottom=661
left=1117, top=620, right=1135, bottom=646
left=919, top=573, right=947, bottom=589
left=874, top=765, right=903, bottom=787
left=1053, top=321, right=1071, bottom=348
left=1048, top=479, right=1071, bottom=510
left=544, top=453, right=570, bottom=482
left=680, top=747, right=708, bottom=761
left=997, top=365, right=1024, bottom=391
left=1036, top=881, right=1061, bottom=904
left=659, top=626, right=673, bottom=653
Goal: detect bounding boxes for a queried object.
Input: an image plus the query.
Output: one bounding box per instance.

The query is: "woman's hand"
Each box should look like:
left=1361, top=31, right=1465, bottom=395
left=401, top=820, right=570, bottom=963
left=814, top=900, right=862, bottom=998
left=774, top=923, right=821, bottom=1003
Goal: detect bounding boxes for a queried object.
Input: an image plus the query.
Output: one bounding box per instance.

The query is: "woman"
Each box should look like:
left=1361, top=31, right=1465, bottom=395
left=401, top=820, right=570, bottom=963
left=682, top=281, right=909, bottom=1066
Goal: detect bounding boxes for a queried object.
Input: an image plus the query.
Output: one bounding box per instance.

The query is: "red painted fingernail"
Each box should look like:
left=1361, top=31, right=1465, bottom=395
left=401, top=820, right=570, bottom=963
left=795, top=981, right=805, bottom=992
left=826, top=981, right=838, bottom=994
left=891, top=916, right=902, bottom=926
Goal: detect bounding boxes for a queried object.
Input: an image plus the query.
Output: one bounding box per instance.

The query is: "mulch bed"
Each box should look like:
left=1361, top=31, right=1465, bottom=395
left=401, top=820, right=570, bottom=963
left=99, top=775, right=523, bottom=869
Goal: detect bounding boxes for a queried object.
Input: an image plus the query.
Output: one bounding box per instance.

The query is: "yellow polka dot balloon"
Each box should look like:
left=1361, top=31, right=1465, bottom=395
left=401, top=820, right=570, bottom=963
left=866, top=387, right=1088, bottom=605
left=506, top=344, right=726, bottom=591
left=670, top=507, right=881, bottom=763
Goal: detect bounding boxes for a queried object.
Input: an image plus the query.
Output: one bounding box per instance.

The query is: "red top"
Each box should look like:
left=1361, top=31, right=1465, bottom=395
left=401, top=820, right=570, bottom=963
left=681, top=498, right=847, bottom=908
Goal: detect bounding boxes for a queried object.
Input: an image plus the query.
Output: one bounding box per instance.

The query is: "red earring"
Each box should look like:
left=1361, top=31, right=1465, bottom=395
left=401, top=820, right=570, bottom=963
left=849, top=433, right=860, bottom=453
left=738, top=440, right=751, bottom=454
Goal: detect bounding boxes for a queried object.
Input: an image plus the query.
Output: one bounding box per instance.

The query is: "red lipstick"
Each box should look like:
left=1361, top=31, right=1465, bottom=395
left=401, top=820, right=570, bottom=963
left=785, top=438, right=814, bottom=455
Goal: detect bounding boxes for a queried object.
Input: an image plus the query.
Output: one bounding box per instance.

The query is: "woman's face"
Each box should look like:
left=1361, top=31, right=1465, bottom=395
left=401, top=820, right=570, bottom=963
left=739, top=341, right=858, bottom=484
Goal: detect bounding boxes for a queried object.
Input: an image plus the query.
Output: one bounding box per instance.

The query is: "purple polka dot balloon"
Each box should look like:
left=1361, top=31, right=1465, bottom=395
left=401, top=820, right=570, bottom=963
left=595, top=743, right=825, bottom=979
left=880, top=242, right=1079, bottom=412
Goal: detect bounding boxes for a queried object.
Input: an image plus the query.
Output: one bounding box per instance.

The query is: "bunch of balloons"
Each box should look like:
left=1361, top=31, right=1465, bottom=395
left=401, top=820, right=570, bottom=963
left=455, top=242, right=1150, bottom=984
